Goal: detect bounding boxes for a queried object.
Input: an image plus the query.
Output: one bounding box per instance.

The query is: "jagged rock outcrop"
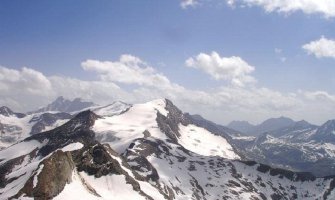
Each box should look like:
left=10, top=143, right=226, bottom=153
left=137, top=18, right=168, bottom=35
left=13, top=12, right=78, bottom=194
left=0, top=106, right=26, bottom=118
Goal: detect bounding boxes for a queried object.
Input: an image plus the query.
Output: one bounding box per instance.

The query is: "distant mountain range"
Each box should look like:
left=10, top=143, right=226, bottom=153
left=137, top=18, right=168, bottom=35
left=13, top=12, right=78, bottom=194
left=227, top=116, right=306, bottom=136
left=0, top=97, right=334, bottom=199
left=30, top=96, right=96, bottom=114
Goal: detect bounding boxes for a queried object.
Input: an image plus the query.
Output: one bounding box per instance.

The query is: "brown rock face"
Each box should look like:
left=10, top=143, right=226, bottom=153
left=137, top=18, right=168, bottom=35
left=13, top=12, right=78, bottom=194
left=17, top=151, right=75, bottom=200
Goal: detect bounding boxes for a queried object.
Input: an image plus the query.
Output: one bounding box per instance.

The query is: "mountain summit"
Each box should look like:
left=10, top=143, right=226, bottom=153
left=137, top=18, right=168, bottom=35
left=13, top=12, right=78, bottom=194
left=32, top=96, right=96, bottom=113
left=312, top=119, right=335, bottom=143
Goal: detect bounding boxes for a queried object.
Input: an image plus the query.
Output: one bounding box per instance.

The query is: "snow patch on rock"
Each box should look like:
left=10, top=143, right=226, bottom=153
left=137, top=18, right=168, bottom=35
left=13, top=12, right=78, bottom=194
left=61, top=142, right=84, bottom=152
left=33, top=164, right=44, bottom=188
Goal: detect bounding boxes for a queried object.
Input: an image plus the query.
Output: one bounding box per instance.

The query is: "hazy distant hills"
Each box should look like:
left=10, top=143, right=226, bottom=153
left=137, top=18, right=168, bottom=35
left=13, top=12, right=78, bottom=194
left=227, top=116, right=298, bottom=136
left=30, top=96, right=96, bottom=114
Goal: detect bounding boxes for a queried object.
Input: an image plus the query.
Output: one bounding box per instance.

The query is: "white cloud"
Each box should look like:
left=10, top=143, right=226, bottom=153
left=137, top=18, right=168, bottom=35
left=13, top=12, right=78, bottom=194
left=302, top=36, right=335, bottom=59
left=180, top=0, right=198, bottom=9
left=303, top=90, right=335, bottom=102
left=185, top=51, right=256, bottom=87
left=0, top=66, right=52, bottom=96
left=182, top=0, right=335, bottom=18
left=229, top=0, right=335, bottom=18
left=1, top=54, right=335, bottom=125
left=82, top=55, right=171, bottom=89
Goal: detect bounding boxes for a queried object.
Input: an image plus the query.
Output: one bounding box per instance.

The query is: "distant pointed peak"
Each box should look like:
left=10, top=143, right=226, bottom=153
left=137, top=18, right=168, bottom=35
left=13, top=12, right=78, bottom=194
left=0, top=106, right=13, bottom=112
left=0, top=106, right=14, bottom=116
left=294, top=120, right=312, bottom=126
left=319, top=119, right=335, bottom=130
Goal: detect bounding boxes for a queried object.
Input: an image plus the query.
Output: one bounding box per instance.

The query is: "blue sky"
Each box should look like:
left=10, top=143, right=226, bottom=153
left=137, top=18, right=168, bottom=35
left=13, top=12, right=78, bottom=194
left=1, top=0, right=335, bottom=124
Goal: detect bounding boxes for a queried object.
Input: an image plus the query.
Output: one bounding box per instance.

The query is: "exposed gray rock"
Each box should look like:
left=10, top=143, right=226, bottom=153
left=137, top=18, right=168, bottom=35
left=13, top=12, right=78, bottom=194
left=31, top=96, right=95, bottom=114
left=0, top=106, right=26, bottom=118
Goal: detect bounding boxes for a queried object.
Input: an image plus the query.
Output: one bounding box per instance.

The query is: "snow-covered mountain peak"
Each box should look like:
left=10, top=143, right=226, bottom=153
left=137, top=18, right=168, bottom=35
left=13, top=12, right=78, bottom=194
left=91, top=99, right=171, bottom=153
left=91, top=99, right=241, bottom=160
left=145, top=98, right=169, bottom=116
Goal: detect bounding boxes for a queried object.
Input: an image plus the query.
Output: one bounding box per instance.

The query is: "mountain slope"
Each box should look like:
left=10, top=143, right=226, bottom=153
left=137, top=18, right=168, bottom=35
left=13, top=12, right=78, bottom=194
left=227, top=120, right=255, bottom=135
left=92, top=99, right=239, bottom=159
left=231, top=120, right=335, bottom=177
left=311, top=120, right=335, bottom=143
left=0, top=110, right=72, bottom=149
left=0, top=110, right=166, bottom=200
left=1, top=99, right=335, bottom=199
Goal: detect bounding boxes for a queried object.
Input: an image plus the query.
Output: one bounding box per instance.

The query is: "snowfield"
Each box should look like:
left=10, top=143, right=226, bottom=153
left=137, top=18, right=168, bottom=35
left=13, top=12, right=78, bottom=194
left=93, top=99, right=239, bottom=160
left=178, top=124, right=240, bottom=159
left=92, top=101, right=130, bottom=117
left=55, top=172, right=147, bottom=200
left=0, top=112, right=69, bottom=148
left=61, top=142, right=84, bottom=152
left=92, top=99, right=170, bottom=153
left=0, top=140, right=44, bottom=162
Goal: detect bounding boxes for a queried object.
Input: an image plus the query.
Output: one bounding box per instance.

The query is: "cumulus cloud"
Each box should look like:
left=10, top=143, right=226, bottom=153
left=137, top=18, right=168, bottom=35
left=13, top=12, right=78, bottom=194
left=302, top=36, right=335, bottom=59
left=0, top=66, right=52, bottom=96
left=185, top=51, right=256, bottom=87
left=1, top=54, right=335, bottom=125
left=82, top=55, right=171, bottom=89
left=181, top=0, right=335, bottom=18
left=230, top=0, right=335, bottom=18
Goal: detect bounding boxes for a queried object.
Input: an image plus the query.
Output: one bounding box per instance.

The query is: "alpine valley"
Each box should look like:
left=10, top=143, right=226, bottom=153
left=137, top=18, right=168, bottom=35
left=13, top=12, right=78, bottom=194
left=0, top=97, right=335, bottom=200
